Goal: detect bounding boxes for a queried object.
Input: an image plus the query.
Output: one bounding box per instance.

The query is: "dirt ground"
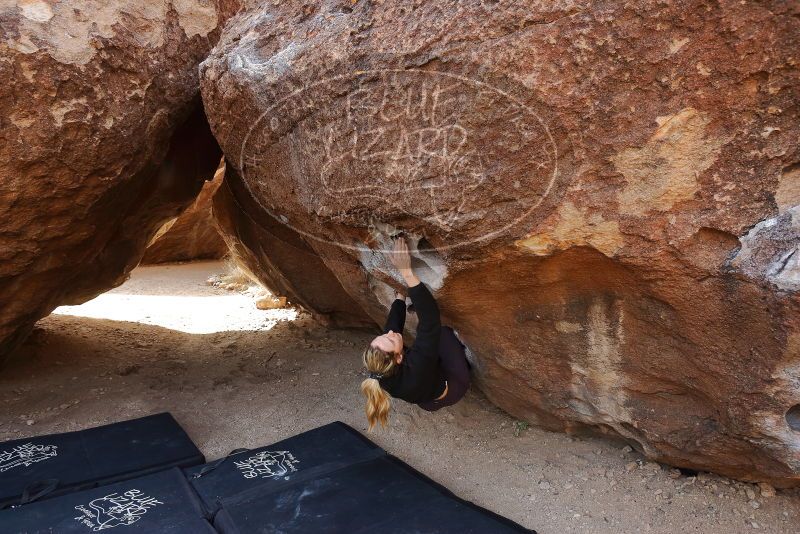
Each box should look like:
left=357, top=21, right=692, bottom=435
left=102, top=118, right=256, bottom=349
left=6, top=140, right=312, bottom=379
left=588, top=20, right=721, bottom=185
left=1, top=261, right=798, bottom=533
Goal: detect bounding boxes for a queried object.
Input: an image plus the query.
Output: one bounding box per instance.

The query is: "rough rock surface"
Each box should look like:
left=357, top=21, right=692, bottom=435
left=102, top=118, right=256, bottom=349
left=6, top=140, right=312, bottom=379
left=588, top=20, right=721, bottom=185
left=141, top=163, right=229, bottom=264
left=201, top=0, right=800, bottom=485
left=0, top=1, right=235, bottom=358
left=212, top=165, right=376, bottom=328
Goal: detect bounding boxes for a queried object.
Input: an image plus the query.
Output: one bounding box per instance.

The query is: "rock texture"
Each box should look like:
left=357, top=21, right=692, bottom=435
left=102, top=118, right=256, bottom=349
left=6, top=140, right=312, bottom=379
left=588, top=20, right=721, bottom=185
left=0, top=1, right=235, bottom=358
left=201, top=0, right=800, bottom=485
left=212, top=165, right=376, bottom=328
left=141, top=163, right=229, bottom=264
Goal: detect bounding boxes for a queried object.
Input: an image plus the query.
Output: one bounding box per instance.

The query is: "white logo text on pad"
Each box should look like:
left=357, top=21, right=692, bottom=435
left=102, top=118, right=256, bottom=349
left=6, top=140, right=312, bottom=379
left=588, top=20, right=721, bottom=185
left=234, top=450, right=299, bottom=479
left=74, top=489, right=163, bottom=531
left=0, top=443, right=58, bottom=472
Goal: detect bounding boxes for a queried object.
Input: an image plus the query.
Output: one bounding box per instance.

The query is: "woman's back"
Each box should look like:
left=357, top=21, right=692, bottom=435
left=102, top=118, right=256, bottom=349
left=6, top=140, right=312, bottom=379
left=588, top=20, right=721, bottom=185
left=378, top=282, right=446, bottom=404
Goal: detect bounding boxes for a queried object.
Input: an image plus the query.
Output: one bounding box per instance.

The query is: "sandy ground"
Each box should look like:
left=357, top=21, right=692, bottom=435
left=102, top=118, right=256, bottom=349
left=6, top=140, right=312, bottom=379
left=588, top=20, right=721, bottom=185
left=1, top=260, right=798, bottom=534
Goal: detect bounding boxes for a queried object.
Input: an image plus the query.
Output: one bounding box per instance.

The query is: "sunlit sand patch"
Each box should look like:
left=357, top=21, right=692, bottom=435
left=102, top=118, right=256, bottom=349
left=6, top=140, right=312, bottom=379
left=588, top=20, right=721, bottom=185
left=53, top=293, right=297, bottom=335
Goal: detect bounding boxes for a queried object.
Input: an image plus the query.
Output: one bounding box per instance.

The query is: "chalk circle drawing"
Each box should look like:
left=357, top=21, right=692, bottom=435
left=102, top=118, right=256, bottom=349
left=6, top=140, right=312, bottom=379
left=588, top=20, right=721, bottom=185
left=73, top=489, right=163, bottom=531
left=237, top=61, right=563, bottom=253
left=0, top=442, right=58, bottom=472
left=234, top=450, right=299, bottom=479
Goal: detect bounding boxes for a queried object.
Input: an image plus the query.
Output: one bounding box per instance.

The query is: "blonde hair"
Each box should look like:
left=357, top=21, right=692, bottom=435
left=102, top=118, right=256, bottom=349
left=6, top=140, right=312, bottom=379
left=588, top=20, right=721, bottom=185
left=361, top=345, right=397, bottom=431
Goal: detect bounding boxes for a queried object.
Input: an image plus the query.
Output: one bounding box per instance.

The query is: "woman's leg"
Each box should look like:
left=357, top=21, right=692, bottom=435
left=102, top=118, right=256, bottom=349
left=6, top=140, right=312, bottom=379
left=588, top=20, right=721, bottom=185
left=418, top=326, right=470, bottom=411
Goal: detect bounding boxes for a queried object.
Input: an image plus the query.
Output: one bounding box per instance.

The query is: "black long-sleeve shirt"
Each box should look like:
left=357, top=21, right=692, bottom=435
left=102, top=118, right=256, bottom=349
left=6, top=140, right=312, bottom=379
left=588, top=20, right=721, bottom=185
left=379, top=282, right=446, bottom=404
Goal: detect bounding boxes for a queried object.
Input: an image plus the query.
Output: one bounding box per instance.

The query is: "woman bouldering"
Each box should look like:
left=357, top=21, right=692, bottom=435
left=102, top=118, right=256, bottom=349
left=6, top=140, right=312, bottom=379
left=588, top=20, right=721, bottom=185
left=360, top=238, right=471, bottom=430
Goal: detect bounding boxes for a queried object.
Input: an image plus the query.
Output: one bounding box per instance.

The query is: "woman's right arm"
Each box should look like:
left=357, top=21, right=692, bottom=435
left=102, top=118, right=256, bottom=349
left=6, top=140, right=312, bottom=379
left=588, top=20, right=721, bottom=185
left=406, top=281, right=441, bottom=357
left=389, top=239, right=440, bottom=357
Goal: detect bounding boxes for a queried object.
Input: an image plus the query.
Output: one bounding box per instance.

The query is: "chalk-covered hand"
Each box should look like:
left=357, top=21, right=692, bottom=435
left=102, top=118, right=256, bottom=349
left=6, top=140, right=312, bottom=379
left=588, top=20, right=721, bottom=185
left=387, top=238, right=421, bottom=288
left=388, top=238, right=412, bottom=272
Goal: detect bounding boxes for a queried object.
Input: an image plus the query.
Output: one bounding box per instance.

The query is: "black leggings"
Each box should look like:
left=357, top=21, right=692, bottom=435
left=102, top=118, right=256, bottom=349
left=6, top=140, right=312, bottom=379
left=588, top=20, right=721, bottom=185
left=417, top=327, right=471, bottom=412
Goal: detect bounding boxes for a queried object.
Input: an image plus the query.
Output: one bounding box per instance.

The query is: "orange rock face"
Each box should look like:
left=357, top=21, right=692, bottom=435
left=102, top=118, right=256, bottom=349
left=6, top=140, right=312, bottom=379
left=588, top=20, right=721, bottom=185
left=0, top=1, right=233, bottom=358
left=141, top=164, right=228, bottom=265
left=202, top=1, right=800, bottom=485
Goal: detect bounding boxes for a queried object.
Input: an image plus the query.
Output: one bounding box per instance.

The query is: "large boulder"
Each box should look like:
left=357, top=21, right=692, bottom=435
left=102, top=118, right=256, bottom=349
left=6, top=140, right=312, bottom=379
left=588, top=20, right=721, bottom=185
left=0, top=1, right=237, bottom=358
left=201, top=1, right=800, bottom=485
left=141, top=163, right=229, bottom=264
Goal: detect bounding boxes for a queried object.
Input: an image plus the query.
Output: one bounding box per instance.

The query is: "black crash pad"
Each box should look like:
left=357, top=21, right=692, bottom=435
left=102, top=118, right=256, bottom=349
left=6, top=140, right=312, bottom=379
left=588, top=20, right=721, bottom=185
left=213, top=450, right=533, bottom=533
left=184, top=421, right=379, bottom=515
left=0, top=468, right=215, bottom=534
left=0, top=413, right=204, bottom=508
left=186, top=421, right=532, bottom=533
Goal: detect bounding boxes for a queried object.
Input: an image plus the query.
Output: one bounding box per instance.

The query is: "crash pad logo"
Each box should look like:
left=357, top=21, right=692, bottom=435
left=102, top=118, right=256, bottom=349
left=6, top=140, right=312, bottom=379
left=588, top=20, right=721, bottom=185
left=73, top=490, right=163, bottom=531
left=0, top=442, right=58, bottom=472
left=234, top=450, right=299, bottom=479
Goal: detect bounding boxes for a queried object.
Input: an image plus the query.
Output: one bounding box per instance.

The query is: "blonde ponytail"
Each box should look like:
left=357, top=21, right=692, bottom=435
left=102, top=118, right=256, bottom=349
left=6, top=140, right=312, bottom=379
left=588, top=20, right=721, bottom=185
left=361, top=345, right=397, bottom=431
